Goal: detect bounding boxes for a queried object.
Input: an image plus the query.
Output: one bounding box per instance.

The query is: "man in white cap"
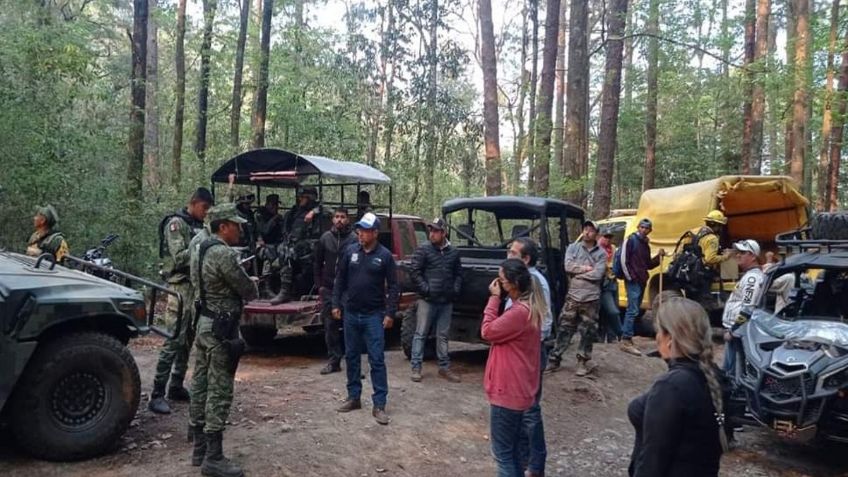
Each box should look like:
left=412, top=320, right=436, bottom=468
left=721, top=239, right=766, bottom=373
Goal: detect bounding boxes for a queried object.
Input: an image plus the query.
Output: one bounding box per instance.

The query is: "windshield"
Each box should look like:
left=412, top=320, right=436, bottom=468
left=751, top=309, right=848, bottom=348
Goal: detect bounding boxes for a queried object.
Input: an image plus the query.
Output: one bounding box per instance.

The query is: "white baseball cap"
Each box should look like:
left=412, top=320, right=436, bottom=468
left=354, top=212, right=381, bottom=230
left=733, top=239, right=761, bottom=256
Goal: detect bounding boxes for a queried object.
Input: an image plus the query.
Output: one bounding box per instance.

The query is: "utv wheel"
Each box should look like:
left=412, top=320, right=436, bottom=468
left=239, top=325, right=277, bottom=347
left=810, top=211, right=848, bottom=240
left=400, top=302, right=436, bottom=360
left=8, top=332, right=140, bottom=461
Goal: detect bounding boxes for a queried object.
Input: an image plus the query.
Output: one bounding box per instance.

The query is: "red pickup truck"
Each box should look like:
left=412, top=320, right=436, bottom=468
left=239, top=213, right=427, bottom=346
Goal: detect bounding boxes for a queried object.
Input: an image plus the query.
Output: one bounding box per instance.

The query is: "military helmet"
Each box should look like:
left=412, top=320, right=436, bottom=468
left=704, top=209, right=728, bottom=225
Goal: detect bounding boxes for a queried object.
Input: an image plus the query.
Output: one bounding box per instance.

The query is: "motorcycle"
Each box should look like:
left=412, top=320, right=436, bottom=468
left=79, top=233, right=120, bottom=282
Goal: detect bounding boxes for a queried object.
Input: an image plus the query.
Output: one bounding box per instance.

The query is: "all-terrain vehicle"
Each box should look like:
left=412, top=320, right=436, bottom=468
left=731, top=215, right=848, bottom=443
left=398, top=196, right=585, bottom=358
left=210, top=148, right=421, bottom=346
left=0, top=251, right=179, bottom=461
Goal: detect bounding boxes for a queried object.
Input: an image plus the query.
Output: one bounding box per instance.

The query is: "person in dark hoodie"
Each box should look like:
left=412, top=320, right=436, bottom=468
left=314, top=207, right=356, bottom=375
left=620, top=218, right=665, bottom=356
left=628, top=296, right=728, bottom=477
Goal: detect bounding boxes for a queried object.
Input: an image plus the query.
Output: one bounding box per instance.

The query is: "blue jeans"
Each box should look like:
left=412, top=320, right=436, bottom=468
left=723, top=335, right=740, bottom=375
left=490, top=405, right=526, bottom=477
left=411, top=299, right=453, bottom=370
left=343, top=309, right=388, bottom=408
left=519, top=345, right=548, bottom=474
left=600, top=280, right=622, bottom=341
left=623, top=280, right=645, bottom=339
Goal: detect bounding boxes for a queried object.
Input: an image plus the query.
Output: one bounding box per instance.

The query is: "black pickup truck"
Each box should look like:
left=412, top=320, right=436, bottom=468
left=399, top=196, right=585, bottom=357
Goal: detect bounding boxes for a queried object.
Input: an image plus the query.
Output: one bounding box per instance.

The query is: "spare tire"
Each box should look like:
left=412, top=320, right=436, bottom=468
left=810, top=211, right=848, bottom=240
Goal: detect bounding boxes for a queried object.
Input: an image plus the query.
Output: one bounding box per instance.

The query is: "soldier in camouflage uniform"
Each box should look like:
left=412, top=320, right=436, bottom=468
left=149, top=188, right=213, bottom=415
left=188, top=203, right=258, bottom=477
left=269, top=187, right=321, bottom=305
left=26, top=205, right=69, bottom=263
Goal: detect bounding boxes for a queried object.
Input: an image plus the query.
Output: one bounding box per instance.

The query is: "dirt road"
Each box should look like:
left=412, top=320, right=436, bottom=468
left=1, top=335, right=846, bottom=476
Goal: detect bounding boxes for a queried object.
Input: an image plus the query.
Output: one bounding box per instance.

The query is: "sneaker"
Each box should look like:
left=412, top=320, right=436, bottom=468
left=320, top=362, right=341, bottom=375
left=438, top=368, right=461, bottom=383
left=372, top=407, right=390, bottom=425
left=411, top=368, right=422, bottom=382
left=336, top=399, right=362, bottom=413
left=148, top=397, right=171, bottom=414
left=575, top=360, right=590, bottom=377
left=619, top=339, right=643, bottom=356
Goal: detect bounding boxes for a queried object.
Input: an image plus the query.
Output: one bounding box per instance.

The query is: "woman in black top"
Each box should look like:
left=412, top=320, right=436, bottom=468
left=628, top=297, right=728, bottom=477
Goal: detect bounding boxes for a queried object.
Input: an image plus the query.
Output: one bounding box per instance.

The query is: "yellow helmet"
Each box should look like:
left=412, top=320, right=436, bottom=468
left=704, top=209, right=727, bottom=225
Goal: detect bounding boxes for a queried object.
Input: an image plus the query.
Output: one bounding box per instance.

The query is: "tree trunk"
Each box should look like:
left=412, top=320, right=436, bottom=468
left=425, top=0, right=439, bottom=215
left=127, top=0, right=148, bottom=202
left=817, top=0, right=839, bottom=210
left=251, top=0, right=274, bottom=148
left=767, top=10, right=779, bottom=173
left=740, top=0, right=756, bottom=174
left=144, top=0, right=159, bottom=192
left=784, top=0, right=796, bottom=168
left=194, top=0, right=217, bottom=165
left=382, top=0, right=398, bottom=168
left=513, top=2, right=530, bottom=193
left=563, top=0, right=588, bottom=203
left=789, top=0, right=808, bottom=186
left=171, top=0, right=187, bottom=188
left=230, top=0, right=250, bottom=151
left=642, top=0, right=658, bottom=191
left=748, top=0, right=769, bottom=174
left=531, top=0, right=562, bottom=196
left=592, top=0, right=628, bottom=218
left=828, top=36, right=848, bottom=211
left=480, top=0, right=502, bottom=196
left=526, top=0, right=539, bottom=184
left=720, top=0, right=729, bottom=78
left=553, top=0, right=567, bottom=177
left=623, top=0, right=636, bottom=110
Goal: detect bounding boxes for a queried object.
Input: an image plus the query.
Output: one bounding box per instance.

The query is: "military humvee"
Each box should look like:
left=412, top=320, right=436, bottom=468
left=0, top=251, right=178, bottom=461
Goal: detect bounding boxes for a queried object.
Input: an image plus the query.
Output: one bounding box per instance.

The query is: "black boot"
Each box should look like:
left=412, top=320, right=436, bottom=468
left=269, top=288, right=291, bottom=305
left=202, top=431, right=244, bottom=477
left=167, top=377, right=191, bottom=401
left=190, top=425, right=207, bottom=467
left=148, top=384, right=171, bottom=414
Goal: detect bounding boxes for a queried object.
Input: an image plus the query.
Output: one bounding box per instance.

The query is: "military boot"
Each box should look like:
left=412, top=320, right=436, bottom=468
left=148, top=384, right=171, bottom=414
left=202, top=431, right=244, bottom=477
left=575, top=358, right=591, bottom=377
left=190, top=425, right=207, bottom=466
left=167, top=376, right=191, bottom=401
left=268, top=288, right=291, bottom=305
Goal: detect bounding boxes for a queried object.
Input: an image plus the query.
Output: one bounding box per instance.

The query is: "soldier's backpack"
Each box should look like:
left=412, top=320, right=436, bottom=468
left=667, top=229, right=714, bottom=290
left=158, top=210, right=193, bottom=259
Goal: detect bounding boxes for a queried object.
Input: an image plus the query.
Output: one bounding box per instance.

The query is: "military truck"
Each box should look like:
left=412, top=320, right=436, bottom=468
left=0, top=251, right=177, bottom=461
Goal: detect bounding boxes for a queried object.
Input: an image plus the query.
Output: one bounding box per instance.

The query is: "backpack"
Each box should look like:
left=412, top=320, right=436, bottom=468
left=667, top=229, right=714, bottom=290
left=158, top=211, right=192, bottom=259
left=612, top=246, right=625, bottom=280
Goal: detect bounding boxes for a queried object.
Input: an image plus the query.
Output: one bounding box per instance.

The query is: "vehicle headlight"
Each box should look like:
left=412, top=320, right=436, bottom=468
left=823, top=370, right=848, bottom=390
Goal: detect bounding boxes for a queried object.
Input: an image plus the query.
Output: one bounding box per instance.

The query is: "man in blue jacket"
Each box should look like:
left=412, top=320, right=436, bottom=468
left=332, top=212, right=400, bottom=425
left=620, top=218, right=665, bottom=356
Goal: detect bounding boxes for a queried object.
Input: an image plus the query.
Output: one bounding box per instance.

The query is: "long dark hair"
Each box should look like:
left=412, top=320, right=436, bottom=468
left=500, top=258, right=546, bottom=328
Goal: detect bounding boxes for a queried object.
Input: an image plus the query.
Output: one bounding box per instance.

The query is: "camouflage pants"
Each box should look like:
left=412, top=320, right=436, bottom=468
left=550, top=298, right=600, bottom=363
left=152, top=280, right=196, bottom=392
left=189, top=318, right=237, bottom=433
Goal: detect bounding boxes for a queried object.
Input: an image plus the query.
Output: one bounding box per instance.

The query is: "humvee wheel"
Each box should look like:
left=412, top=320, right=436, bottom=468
left=8, top=331, right=140, bottom=461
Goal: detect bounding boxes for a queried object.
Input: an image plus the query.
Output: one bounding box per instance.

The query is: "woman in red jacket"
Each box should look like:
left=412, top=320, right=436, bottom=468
left=482, top=258, right=546, bottom=477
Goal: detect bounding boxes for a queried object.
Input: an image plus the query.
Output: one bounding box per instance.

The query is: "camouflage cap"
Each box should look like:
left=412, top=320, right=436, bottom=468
left=207, top=202, right=248, bottom=224
left=35, top=205, right=59, bottom=227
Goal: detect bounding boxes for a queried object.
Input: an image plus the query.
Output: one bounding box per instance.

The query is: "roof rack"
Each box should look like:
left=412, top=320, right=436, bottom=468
left=775, top=227, right=848, bottom=254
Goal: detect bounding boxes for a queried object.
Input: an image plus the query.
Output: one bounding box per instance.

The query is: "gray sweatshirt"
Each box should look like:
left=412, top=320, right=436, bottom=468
left=564, top=240, right=607, bottom=302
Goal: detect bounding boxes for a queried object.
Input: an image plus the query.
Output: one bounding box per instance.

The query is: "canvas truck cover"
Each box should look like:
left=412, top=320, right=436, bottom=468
left=627, top=176, right=809, bottom=255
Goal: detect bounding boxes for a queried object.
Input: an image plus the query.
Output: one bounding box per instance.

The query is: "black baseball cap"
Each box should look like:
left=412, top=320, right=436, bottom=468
left=427, top=218, right=446, bottom=231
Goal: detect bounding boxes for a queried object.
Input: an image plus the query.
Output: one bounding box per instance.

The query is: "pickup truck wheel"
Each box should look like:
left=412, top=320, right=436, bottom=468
left=240, top=325, right=277, bottom=347
left=400, top=302, right=436, bottom=360
left=810, top=211, right=848, bottom=240
left=8, top=331, right=140, bottom=461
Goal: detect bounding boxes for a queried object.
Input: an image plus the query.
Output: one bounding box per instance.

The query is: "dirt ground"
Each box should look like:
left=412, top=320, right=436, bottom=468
left=2, top=334, right=848, bottom=477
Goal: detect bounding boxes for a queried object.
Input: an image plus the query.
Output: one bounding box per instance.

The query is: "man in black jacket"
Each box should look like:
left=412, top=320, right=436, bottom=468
left=314, top=207, right=356, bottom=375
left=409, top=218, right=463, bottom=383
